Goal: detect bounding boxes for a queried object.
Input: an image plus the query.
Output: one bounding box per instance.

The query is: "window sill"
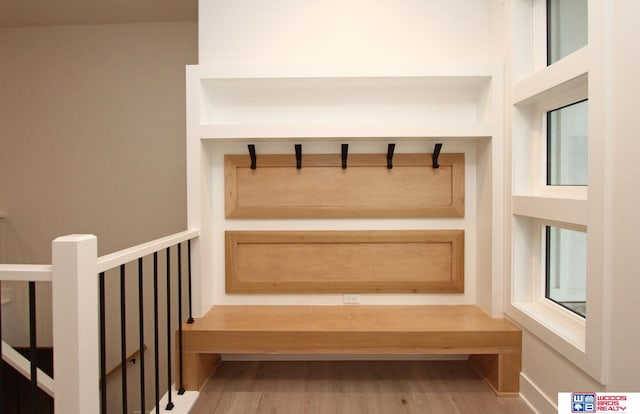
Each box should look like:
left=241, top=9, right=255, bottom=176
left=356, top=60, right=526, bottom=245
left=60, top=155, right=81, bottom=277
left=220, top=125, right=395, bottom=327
left=513, top=46, right=589, bottom=106
left=506, top=300, right=604, bottom=384
left=512, top=300, right=585, bottom=350
left=512, top=195, right=587, bottom=227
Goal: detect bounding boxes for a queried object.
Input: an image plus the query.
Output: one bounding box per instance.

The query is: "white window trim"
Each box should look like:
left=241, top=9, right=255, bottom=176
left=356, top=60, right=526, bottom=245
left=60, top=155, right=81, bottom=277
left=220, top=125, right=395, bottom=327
left=507, top=0, right=607, bottom=384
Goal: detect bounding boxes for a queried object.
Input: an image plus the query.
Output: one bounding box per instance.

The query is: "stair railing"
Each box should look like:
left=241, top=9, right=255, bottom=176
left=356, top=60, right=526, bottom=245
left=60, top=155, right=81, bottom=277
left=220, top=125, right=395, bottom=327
left=0, top=229, right=199, bottom=414
left=0, top=264, right=55, bottom=413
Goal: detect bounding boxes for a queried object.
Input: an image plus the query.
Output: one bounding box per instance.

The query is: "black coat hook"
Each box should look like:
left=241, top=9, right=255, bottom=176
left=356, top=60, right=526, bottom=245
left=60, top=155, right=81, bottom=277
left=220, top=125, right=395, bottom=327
left=432, top=143, right=443, bottom=169
left=248, top=144, right=256, bottom=169
left=295, top=144, right=302, bottom=169
left=387, top=143, right=396, bottom=169
left=341, top=144, right=349, bottom=169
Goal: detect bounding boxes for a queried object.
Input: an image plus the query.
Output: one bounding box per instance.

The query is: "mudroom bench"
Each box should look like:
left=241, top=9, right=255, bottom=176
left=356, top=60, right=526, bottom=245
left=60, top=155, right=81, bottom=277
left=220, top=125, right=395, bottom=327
left=180, top=305, right=522, bottom=396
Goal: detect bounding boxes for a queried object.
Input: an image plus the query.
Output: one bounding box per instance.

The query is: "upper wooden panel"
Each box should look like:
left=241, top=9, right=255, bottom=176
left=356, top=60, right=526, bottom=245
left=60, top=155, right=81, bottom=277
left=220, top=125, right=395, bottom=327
left=225, top=153, right=464, bottom=218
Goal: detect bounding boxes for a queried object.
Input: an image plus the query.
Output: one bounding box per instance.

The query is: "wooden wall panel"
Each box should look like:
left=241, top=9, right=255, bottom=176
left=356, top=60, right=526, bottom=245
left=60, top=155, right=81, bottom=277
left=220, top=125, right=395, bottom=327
left=225, top=153, right=464, bottom=218
left=226, top=230, right=464, bottom=293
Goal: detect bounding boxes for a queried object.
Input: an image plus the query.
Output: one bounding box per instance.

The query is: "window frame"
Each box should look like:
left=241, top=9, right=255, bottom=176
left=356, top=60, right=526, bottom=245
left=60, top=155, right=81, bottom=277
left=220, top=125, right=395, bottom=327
left=513, top=217, right=587, bottom=346
left=532, top=87, right=588, bottom=199
left=545, top=98, right=589, bottom=187
left=546, top=0, right=589, bottom=66
left=544, top=224, right=587, bottom=318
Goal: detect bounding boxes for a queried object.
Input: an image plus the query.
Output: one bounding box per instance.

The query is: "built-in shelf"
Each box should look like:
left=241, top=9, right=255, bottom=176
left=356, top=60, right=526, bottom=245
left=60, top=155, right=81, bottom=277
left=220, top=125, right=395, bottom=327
left=197, top=122, right=494, bottom=140
left=192, top=68, right=497, bottom=141
left=190, top=63, right=498, bottom=81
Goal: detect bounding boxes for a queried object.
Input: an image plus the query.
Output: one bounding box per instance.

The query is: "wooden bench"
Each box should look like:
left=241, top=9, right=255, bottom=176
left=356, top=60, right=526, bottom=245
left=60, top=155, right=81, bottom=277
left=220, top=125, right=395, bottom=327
left=180, top=305, right=522, bottom=396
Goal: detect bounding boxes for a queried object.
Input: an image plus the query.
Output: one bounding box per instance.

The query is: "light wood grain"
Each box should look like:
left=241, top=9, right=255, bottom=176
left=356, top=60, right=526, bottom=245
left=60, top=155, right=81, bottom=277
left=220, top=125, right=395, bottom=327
left=225, top=153, right=465, bottom=218
left=189, top=361, right=532, bottom=414
left=178, top=351, right=220, bottom=391
left=470, top=353, right=522, bottom=396
left=181, top=305, right=521, bottom=394
left=225, top=230, right=464, bottom=294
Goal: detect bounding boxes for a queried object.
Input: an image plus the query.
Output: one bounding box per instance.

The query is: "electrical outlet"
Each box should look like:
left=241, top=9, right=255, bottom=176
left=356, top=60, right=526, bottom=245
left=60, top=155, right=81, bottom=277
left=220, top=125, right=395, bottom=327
left=343, top=294, right=360, bottom=304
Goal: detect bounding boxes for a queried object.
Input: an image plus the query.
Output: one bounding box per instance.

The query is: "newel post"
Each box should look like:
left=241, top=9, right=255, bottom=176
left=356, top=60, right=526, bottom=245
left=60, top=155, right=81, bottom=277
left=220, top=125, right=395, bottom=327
left=51, top=234, right=100, bottom=413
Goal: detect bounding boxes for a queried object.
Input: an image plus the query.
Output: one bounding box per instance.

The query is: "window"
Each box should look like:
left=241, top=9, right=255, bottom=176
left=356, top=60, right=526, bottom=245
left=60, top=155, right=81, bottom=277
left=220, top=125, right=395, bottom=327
left=547, top=0, right=588, bottom=65
left=509, top=0, right=607, bottom=383
left=545, top=226, right=586, bottom=317
left=543, top=99, right=588, bottom=317
left=547, top=100, right=588, bottom=186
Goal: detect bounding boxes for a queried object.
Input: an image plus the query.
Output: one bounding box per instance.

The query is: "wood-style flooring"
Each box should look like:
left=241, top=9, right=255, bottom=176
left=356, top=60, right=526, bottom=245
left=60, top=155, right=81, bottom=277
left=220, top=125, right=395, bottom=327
left=190, top=360, right=533, bottom=414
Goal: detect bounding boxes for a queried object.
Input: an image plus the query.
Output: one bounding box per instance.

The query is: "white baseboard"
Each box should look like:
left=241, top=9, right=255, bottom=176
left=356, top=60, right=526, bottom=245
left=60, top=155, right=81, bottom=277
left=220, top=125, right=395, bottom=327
left=520, top=372, right=558, bottom=414
left=147, top=386, right=199, bottom=414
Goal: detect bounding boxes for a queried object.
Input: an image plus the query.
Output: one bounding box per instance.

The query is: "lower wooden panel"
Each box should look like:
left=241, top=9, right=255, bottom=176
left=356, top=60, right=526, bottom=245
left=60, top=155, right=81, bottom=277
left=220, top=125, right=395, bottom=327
left=225, top=230, right=464, bottom=293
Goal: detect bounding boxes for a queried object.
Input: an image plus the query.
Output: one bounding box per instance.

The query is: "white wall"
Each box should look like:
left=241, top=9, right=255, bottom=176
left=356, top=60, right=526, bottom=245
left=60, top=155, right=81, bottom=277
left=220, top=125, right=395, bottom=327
left=199, top=0, right=492, bottom=71
left=607, top=2, right=640, bottom=390
left=0, top=21, right=196, bottom=263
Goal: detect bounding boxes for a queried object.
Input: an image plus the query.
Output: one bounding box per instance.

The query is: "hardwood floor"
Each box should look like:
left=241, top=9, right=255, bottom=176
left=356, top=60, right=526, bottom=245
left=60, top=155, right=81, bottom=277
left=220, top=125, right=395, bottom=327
left=190, top=360, right=533, bottom=414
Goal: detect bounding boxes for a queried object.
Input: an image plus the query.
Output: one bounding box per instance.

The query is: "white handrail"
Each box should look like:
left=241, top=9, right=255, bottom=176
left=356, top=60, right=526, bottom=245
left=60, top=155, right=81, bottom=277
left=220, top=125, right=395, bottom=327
left=1, top=340, right=55, bottom=397
left=96, top=229, right=199, bottom=273
left=0, top=264, right=53, bottom=282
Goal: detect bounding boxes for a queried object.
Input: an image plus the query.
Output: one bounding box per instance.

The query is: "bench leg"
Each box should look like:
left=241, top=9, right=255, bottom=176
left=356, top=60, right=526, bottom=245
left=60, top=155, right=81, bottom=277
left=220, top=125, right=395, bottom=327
left=469, top=352, right=521, bottom=396
left=178, top=352, right=221, bottom=391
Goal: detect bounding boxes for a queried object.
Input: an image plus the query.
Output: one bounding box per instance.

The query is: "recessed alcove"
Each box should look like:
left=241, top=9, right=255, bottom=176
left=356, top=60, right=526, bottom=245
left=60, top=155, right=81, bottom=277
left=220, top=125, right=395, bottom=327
left=187, top=65, right=505, bottom=318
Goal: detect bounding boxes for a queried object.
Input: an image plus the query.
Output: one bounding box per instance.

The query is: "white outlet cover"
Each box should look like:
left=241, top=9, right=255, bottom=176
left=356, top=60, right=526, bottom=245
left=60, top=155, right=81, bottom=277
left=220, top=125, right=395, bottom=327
left=343, top=294, right=360, bottom=304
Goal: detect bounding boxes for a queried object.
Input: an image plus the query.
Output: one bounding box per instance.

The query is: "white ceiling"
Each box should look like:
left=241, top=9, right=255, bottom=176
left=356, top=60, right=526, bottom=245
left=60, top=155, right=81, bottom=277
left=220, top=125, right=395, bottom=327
left=0, top=0, right=197, bottom=28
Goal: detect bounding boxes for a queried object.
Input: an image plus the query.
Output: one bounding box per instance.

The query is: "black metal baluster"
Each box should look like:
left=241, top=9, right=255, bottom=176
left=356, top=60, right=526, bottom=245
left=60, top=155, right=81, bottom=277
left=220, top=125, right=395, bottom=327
left=177, top=243, right=185, bottom=395
left=153, top=252, right=160, bottom=412
left=120, top=264, right=127, bottom=414
left=187, top=240, right=194, bottom=324
left=12, top=370, right=22, bottom=414
left=138, top=258, right=146, bottom=414
left=28, top=281, right=37, bottom=414
left=99, top=272, right=107, bottom=414
left=165, top=247, right=174, bottom=410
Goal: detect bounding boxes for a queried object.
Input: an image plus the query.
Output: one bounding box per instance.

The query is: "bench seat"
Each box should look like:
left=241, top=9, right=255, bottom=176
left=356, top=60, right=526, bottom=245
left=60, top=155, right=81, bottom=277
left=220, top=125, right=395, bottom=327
left=180, top=305, right=521, bottom=395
